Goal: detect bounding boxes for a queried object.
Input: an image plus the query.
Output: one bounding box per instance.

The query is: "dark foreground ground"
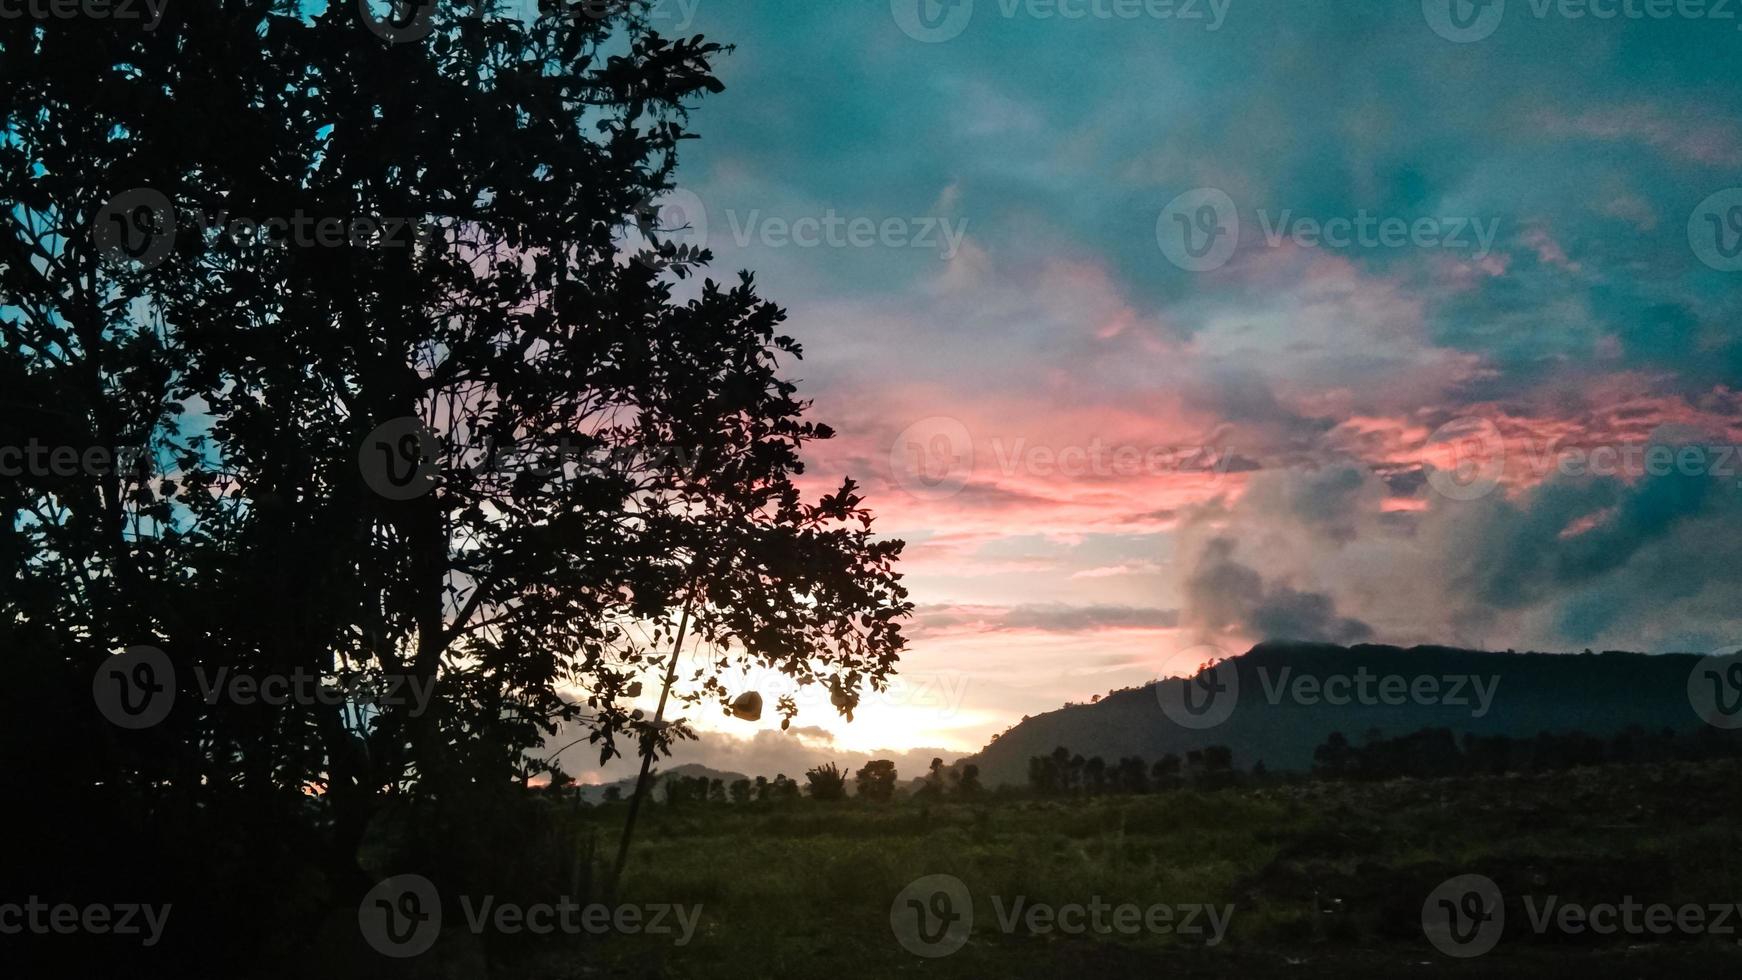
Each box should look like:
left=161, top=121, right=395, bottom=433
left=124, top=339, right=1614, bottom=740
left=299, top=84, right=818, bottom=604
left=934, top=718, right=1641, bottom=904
left=507, top=760, right=1742, bottom=978
left=30, top=759, right=1741, bottom=978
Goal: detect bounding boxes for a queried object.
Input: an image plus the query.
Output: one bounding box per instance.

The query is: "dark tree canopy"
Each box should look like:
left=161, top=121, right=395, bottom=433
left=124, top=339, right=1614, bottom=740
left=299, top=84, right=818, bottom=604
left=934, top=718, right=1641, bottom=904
left=1, top=0, right=910, bottom=933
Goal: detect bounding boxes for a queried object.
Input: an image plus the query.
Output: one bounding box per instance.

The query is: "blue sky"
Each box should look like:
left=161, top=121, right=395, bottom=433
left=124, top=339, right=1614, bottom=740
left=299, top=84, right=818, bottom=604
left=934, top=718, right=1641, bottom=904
left=571, top=0, right=1742, bottom=779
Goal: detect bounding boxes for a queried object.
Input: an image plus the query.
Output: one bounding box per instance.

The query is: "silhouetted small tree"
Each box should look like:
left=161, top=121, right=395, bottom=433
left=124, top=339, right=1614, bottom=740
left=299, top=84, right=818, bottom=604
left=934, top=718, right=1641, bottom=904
left=1084, top=756, right=1107, bottom=795
left=855, top=759, right=898, bottom=801
left=1313, top=732, right=1355, bottom=779
left=1151, top=754, right=1182, bottom=791
left=917, top=756, right=948, bottom=799
left=805, top=762, right=848, bottom=801
left=957, top=764, right=983, bottom=797
left=1029, top=753, right=1062, bottom=796
left=1115, top=757, right=1150, bottom=794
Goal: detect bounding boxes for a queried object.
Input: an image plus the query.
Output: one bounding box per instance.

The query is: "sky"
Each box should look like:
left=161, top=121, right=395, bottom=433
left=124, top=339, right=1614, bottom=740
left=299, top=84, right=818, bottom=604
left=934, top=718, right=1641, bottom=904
left=565, top=0, right=1742, bottom=783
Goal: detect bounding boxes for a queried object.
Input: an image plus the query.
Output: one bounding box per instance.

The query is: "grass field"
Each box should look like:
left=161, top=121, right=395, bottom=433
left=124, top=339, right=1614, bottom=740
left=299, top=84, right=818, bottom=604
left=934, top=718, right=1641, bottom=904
left=431, top=759, right=1742, bottom=978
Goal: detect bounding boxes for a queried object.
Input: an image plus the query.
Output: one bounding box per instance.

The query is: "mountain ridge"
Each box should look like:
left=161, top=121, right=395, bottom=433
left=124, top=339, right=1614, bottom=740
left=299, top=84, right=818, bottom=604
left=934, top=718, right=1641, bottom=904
left=961, top=641, right=1712, bottom=787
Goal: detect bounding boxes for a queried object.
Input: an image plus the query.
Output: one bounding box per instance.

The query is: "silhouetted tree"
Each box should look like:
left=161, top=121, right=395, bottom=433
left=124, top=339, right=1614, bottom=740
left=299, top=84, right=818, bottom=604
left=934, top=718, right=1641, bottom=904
left=1029, top=754, right=1061, bottom=796
left=0, top=0, right=911, bottom=902
left=1114, top=757, right=1150, bottom=794
left=855, top=759, right=898, bottom=801
left=1052, top=746, right=1074, bottom=794
left=917, top=756, right=948, bottom=798
left=1152, top=754, right=1182, bottom=790
left=1084, top=756, right=1107, bottom=795
left=957, top=763, right=983, bottom=797
left=1313, top=732, right=1356, bottom=779
left=805, top=762, right=847, bottom=801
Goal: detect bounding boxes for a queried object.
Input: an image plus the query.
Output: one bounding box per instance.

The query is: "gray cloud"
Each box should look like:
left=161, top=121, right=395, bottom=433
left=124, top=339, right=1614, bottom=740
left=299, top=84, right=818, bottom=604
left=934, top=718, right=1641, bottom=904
left=1182, top=536, right=1373, bottom=645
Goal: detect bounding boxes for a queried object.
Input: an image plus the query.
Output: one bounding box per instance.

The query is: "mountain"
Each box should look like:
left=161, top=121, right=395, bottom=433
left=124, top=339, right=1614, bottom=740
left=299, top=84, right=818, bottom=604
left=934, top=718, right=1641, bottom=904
left=573, top=763, right=750, bottom=804
left=964, top=641, right=1712, bottom=788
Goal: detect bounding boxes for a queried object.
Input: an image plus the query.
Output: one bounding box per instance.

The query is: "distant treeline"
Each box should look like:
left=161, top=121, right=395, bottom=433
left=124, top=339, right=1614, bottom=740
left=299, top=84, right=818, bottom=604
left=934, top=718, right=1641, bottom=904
left=1026, top=744, right=1241, bottom=796
left=593, top=726, right=1742, bottom=807
left=1313, top=724, right=1742, bottom=781
left=636, top=757, right=984, bottom=805
left=1023, top=724, right=1742, bottom=795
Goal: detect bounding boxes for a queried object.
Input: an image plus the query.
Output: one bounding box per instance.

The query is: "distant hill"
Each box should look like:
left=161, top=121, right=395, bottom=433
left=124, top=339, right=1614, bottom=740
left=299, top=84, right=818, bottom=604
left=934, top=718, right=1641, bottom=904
left=573, top=763, right=750, bottom=804
left=964, top=642, right=1710, bottom=788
